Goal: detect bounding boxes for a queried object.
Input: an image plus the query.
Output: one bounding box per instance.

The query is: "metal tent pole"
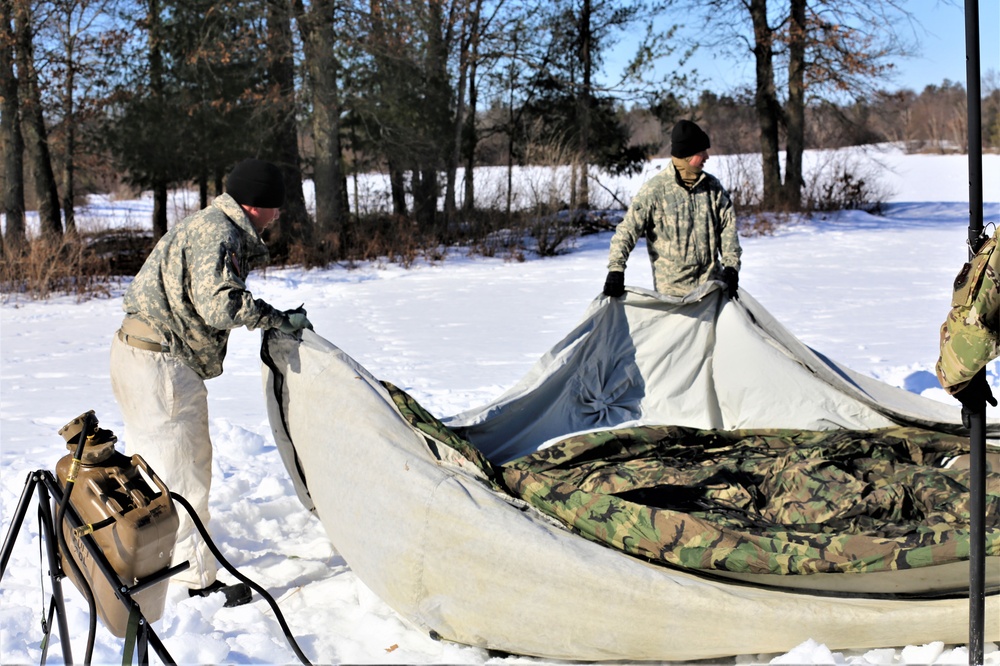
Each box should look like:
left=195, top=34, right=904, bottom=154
left=963, top=2, right=986, bottom=665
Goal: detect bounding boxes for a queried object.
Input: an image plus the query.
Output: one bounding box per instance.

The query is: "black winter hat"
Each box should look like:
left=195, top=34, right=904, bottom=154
left=670, top=120, right=711, bottom=158
left=226, top=159, right=285, bottom=208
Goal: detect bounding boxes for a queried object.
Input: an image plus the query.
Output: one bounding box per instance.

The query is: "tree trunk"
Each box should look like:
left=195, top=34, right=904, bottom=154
left=413, top=167, right=437, bottom=230
left=152, top=184, right=167, bottom=239
left=270, top=0, right=311, bottom=260
left=198, top=173, right=208, bottom=209
left=782, top=0, right=806, bottom=210
left=504, top=43, right=517, bottom=223
left=445, top=2, right=471, bottom=225
left=61, top=51, right=76, bottom=234
left=461, top=1, right=481, bottom=215
left=577, top=0, right=591, bottom=212
left=0, top=0, right=26, bottom=252
left=569, top=155, right=578, bottom=212
left=749, top=0, right=783, bottom=210
left=420, top=0, right=450, bottom=232
left=13, top=0, right=61, bottom=237
left=148, top=0, right=167, bottom=238
left=297, top=0, right=344, bottom=252
left=388, top=159, right=407, bottom=217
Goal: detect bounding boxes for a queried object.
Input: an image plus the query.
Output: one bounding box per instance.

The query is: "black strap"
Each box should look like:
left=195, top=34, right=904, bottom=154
left=259, top=332, right=312, bottom=501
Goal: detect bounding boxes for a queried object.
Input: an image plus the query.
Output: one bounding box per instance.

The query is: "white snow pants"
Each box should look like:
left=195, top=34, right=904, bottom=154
left=110, top=333, right=216, bottom=589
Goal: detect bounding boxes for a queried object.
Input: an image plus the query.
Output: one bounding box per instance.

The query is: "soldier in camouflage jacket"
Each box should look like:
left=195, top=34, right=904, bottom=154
left=603, top=120, right=742, bottom=299
left=110, top=159, right=311, bottom=607
left=121, top=191, right=289, bottom=378
left=937, top=228, right=999, bottom=423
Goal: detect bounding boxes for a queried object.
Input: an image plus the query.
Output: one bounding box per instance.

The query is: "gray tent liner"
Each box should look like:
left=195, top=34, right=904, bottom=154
left=444, top=285, right=996, bottom=464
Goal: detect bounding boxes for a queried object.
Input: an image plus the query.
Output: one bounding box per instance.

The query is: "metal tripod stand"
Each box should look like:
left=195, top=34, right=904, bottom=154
left=1, top=468, right=184, bottom=665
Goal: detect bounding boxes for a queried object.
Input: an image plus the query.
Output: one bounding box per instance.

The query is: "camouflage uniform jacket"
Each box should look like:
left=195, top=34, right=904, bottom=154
left=122, top=193, right=286, bottom=379
left=607, top=162, right=741, bottom=297
left=937, top=229, right=999, bottom=394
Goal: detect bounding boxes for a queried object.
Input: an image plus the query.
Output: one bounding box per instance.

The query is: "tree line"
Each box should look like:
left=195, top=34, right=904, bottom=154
left=1, top=0, right=996, bottom=264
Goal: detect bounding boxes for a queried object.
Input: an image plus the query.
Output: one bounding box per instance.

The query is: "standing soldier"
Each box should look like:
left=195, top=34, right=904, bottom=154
left=937, top=228, right=999, bottom=425
left=110, top=159, right=313, bottom=607
left=603, top=119, right=742, bottom=299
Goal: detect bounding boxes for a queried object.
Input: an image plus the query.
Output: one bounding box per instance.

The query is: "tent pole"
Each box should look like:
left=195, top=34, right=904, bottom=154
left=963, top=2, right=986, bottom=666
left=965, top=0, right=984, bottom=252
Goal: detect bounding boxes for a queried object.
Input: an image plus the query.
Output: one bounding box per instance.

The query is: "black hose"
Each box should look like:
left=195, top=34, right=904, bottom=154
left=55, top=414, right=99, bottom=665
left=168, top=491, right=313, bottom=666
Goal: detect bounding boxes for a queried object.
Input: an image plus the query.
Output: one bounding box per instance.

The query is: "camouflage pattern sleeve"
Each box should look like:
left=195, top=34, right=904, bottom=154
left=189, top=224, right=283, bottom=332
left=715, top=186, right=742, bottom=272
left=936, top=230, right=999, bottom=394
left=607, top=192, right=648, bottom=273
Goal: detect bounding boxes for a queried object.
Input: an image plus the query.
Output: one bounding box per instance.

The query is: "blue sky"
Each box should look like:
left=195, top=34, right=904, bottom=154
left=604, top=1, right=999, bottom=95
left=898, top=0, right=999, bottom=91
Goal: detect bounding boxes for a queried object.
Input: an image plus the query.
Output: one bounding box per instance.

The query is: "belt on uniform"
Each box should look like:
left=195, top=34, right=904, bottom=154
left=117, top=328, right=165, bottom=352
left=118, top=317, right=166, bottom=352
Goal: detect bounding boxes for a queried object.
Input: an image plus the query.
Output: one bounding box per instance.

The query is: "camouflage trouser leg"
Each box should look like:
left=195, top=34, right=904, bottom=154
left=110, top=334, right=216, bottom=590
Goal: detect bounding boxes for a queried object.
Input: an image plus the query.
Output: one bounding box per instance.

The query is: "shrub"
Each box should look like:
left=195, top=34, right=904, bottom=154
left=0, top=230, right=131, bottom=301
left=803, top=150, right=894, bottom=215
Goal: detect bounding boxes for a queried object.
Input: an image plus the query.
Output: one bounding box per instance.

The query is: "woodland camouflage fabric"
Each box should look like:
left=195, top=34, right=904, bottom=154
left=606, top=163, right=741, bottom=297
left=123, top=194, right=286, bottom=379
left=384, top=382, right=500, bottom=484
left=937, top=230, right=999, bottom=394
left=387, top=386, right=1000, bottom=576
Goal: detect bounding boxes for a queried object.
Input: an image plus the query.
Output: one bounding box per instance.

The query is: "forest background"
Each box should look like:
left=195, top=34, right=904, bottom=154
left=1, top=0, right=999, bottom=290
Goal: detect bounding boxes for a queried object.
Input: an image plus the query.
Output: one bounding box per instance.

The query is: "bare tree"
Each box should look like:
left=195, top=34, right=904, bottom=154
left=358, top=0, right=457, bottom=231
left=519, top=0, right=680, bottom=211
left=264, top=0, right=310, bottom=260
left=13, top=0, right=62, bottom=236
left=41, top=0, right=121, bottom=234
left=675, top=0, right=917, bottom=210
left=0, top=0, right=26, bottom=251
left=908, top=81, right=968, bottom=153
left=295, top=0, right=346, bottom=249
left=444, top=0, right=477, bottom=223
left=984, top=69, right=1000, bottom=150
left=146, top=0, right=166, bottom=238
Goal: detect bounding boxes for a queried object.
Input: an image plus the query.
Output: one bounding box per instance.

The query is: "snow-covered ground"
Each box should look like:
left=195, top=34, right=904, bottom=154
left=2, top=146, right=999, bottom=664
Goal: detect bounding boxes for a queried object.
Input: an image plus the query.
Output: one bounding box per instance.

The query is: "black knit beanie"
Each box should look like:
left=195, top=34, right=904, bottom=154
left=670, top=120, right=711, bottom=159
left=225, top=159, right=285, bottom=208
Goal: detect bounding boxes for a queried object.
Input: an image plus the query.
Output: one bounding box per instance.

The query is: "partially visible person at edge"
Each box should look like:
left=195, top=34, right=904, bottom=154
left=937, top=227, right=999, bottom=426
left=109, top=158, right=313, bottom=607
left=603, top=119, right=742, bottom=299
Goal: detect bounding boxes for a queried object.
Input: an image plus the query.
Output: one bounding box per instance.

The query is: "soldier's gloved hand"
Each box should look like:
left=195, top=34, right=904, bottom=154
left=278, top=310, right=313, bottom=334
left=604, top=271, right=625, bottom=298
left=722, top=266, right=739, bottom=299
left=954, top=373, right=997, bottom=428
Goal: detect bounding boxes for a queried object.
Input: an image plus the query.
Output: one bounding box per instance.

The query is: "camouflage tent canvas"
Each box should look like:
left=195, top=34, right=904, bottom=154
left=261, top=286, right=999, bottom=661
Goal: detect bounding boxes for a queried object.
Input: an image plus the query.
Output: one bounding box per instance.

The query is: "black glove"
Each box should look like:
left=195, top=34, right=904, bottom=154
left=603, top=271, right=625, bottom=298
left=954, top=373, right=997, bottom=428
left=722, top=266, right=739, bottom=299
